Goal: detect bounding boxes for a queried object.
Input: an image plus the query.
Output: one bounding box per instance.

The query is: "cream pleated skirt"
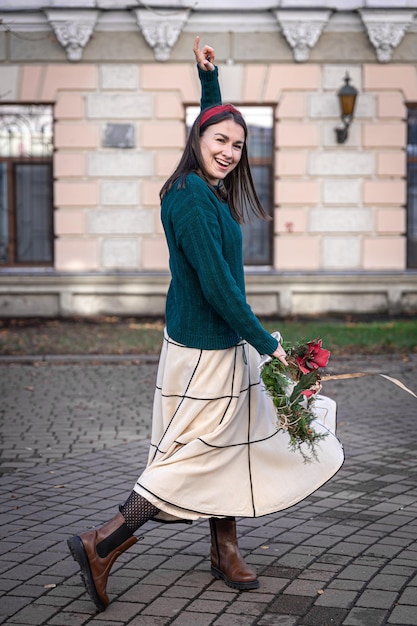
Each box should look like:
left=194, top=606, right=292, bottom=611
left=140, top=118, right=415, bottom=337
left=134, top=331, right=344, bottom=522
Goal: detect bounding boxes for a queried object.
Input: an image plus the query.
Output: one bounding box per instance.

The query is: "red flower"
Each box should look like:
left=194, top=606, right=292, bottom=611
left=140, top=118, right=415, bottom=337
left=301, top=389, right=315, bottom=398
left=296, top=339, right=330, bottom=375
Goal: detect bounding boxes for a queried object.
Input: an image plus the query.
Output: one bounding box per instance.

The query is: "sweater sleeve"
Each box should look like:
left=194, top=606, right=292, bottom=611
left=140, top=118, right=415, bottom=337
left=198, top=65, right=222, bottom=110
left=173, top=191, right=278, bottom=356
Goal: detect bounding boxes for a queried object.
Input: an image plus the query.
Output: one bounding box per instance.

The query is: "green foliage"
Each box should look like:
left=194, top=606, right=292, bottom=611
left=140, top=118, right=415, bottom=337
left=261, top=356, right=326, bottom=463
left=261, top=318, right=417, bottom=354
left=290, top=370, right=318, bottom=403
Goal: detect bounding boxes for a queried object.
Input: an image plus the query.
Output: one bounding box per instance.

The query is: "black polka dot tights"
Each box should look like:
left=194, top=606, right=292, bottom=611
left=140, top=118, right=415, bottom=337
left=120, top=491, right=159, bottom=533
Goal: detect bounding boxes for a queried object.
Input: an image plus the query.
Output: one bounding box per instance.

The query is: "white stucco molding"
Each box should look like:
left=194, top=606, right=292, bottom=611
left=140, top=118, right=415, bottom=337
left=3, top=1, right=417, bottom=11
left=134, top=8, right=190, bottom=62
left=45, top=9, right=99, bottom=61
left=360, top=9, right=415, bottom=62
left=275, top=10, right=332, bottom=62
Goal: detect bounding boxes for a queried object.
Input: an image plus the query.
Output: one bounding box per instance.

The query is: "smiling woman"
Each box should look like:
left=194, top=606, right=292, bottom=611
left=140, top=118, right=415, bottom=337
left=66, top=37, right=343, bottom=614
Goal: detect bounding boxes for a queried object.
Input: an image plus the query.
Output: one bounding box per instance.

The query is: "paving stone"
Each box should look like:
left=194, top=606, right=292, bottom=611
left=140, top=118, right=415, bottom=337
left=47, top=612, right=92, bottom=626
left=214, top=615, right=257, bottom=625
left=382, top=564, right=416, bottom=577
left=186, top=599, right=228, bottom=613
left=262, top=566, right=301, bottom=579
left=119, top=584, right=165, bottom=603
left=257, top=615, right=299, bottom=625
left=3, top=563, right=46, bottom=581
left=301, top=605, right=349, bottom=625
left=338, top=565, right=379, bottom=582
left=283, top=579, right=324, bottom=597
left=388, top=604, right=417, bottom=625
left=397, top=587, right=417, bottom=605
left=141, top=596, right=190, bottom=617
left=0, top=595, right=30, bottom=620
left=94, top=600, right=145, bottom=621
left=225, top=599, right=271, bottom=616
left=72, top=618, right=127, bottom=626
left=367, top=574, right=409, bottom=590
left=314, top=588, right=358, bottom=608
left=342, top=607, right=388, bottom=626
left=170, top=612, right=217, bottom=626
left=268, top=593, right=313, bottom=615
left=356, top=589, right=398, bottom=609
left=6, top=602, right=60, bottom=624
left=328, top=542, right=366, bottom=557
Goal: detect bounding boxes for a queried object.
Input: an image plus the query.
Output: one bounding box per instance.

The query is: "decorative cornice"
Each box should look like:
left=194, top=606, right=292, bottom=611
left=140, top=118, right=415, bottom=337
left=3, top=1, right=417, bottom=12
left=134, top=9, right=189, bottom=62
left=360, top=9, right=415, bottom=62
left=275, top=9, right=332, bottom=62
left=45, top=9, right=99, bottom=61
left=3, top=1, right=417, bottom=9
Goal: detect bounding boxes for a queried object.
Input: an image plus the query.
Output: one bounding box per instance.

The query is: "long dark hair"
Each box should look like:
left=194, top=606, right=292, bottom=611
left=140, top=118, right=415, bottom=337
left=159, top=105, right=270, bottom=223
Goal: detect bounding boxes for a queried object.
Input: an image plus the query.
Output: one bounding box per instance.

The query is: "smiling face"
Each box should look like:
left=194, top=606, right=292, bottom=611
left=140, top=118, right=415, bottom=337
left=199, top=119, right=245, bottom=186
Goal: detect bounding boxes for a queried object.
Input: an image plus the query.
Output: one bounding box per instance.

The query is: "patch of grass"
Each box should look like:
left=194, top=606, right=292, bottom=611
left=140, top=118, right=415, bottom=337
left=0, top=316, right=416, bottom=356
left=262, top=318, right=417, bottom=355
left=0, top=317, right=165, bottom=356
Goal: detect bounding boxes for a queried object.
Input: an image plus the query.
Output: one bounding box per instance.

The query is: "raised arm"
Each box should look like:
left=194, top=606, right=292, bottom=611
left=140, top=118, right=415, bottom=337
left=193, top=35, right=222, bottom=110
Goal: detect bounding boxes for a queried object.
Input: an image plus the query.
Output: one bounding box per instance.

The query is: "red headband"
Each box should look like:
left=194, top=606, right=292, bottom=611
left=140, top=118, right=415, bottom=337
left=200, top=104, right=242, bottom=127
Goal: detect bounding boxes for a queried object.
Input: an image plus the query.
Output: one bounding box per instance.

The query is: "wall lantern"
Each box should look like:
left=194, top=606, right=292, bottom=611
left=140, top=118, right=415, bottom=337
left=335, top=73, right=358, bottom=144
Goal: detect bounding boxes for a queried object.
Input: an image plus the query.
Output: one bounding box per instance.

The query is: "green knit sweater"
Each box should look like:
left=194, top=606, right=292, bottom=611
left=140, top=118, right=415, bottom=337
left=161, top=68, right=278, bottom=356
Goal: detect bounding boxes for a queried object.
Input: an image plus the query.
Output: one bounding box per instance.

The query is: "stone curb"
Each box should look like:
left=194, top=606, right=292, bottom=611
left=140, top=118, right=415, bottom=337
left=0, top=353, right=160, bottom=364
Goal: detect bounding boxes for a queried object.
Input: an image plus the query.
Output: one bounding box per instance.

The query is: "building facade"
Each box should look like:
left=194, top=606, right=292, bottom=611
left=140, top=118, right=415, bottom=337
left=1, top=0, right=417, bottom=317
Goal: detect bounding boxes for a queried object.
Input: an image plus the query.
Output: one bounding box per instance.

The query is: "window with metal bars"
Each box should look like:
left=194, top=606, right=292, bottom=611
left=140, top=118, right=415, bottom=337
left=186, top=105, right=274, bottom=266
left=407, top=106, right=417, bottom=268
left=0, top=104, right=54, bottom=266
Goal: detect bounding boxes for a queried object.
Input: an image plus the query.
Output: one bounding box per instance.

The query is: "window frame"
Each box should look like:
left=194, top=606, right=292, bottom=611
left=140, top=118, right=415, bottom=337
left=0, top=103, right=54, bottom=267
left=0, top=156, right=54, bottom=267
left=407, top=103, right=417, bottom=269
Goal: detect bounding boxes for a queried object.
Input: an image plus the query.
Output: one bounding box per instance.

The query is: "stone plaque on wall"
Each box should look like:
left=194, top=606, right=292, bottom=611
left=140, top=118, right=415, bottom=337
left=103, top=123, right=135, bottom=148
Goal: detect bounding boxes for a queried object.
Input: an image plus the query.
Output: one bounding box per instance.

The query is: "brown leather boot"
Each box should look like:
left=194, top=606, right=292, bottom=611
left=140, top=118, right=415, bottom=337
left=67, top=512, right=138, bottom=612
left=209, top=517, right=259, bottom=590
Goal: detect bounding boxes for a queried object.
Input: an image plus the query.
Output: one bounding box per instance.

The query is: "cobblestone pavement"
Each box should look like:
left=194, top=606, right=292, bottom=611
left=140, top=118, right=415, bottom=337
left=0, top=354, right=416, bottom=626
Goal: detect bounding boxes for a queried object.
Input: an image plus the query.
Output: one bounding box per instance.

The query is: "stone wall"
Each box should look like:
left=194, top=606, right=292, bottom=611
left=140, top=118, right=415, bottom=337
left=11, top=59, right=410, bottom=274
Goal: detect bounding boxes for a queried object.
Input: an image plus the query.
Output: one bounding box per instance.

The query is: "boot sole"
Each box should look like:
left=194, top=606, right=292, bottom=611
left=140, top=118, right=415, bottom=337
left=211, top=565, right=260, bottom=590
left=67, top=535, right=107, bottom=612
